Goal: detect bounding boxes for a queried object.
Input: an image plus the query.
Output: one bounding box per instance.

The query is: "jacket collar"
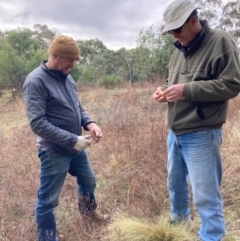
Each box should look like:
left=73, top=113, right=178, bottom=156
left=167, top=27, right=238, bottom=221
left=41, top=60, right=69, bottom=80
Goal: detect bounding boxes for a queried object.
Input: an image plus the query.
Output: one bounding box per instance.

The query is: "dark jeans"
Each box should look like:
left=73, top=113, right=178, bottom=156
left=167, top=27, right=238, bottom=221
left=36, top=149, right=97, bottom=241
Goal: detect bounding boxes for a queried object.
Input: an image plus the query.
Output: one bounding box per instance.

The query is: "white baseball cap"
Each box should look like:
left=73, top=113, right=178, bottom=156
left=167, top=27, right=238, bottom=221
left=161, top=0, right=202, bottom=35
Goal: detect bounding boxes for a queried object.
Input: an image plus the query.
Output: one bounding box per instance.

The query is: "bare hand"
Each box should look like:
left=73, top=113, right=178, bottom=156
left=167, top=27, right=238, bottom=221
left=162, top=84, right=184, bottom=102
left=87, top=123, right=103, bottom=143
left=153, top=87, right=167, bottom=102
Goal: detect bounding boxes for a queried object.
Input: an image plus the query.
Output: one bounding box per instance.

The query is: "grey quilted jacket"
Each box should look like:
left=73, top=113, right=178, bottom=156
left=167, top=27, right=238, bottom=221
left=23, top=61, right=94, bottom=155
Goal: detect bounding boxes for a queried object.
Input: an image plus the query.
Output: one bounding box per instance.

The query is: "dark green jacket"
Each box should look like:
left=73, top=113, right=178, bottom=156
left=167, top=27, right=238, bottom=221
left=166, top=20, right=240, bottom=135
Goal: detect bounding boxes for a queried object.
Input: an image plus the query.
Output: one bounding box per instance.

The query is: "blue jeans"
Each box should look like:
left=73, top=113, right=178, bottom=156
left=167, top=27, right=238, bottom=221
left=167, top=129, right=225, bottom=241
left=36, top=149, right=97, bottom=241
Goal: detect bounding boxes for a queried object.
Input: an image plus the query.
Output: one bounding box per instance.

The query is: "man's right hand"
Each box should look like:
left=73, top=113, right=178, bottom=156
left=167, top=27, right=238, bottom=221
left=73, top=135, right=92, bottom=151
left=153, top=87, right=167, bottom=102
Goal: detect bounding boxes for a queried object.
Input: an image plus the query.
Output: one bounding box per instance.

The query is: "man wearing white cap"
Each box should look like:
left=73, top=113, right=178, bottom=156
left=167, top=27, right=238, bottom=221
left=153, top=0, right=240, bottom=240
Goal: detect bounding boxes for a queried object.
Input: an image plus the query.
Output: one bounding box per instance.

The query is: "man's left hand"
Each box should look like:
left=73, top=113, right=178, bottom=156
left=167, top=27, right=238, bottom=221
left=162, top=84, right=184, bottom=102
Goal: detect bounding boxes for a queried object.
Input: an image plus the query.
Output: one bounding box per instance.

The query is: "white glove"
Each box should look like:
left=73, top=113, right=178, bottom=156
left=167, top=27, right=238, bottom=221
left=73, top=135, right=92, bottom=151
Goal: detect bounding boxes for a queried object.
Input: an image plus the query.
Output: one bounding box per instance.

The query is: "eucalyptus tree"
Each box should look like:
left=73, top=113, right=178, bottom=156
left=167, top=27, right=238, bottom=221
left=191, top=0, right=223, bottom=28
left=5, top=28, right=40, bottom=59
left=101, top=47, right=129, bottom=84
left=112, top=48, right=129, bottom=81
left=32, top=24, right=58, bottom=50
left=0, top=41, right=25, bottom=98
left=154, top=34, right=175, bottom=79
left=0, top=28, right=47, bottom=96
left=78, top=38, right=108, bottom=65
left=91, top=55, right=106, bottom=82
left=104, top=48, right=126, bottom=76
left=219, top=0, right=240, bottom=45
left=78, top=40, right=97, bottom=65
left=135, top=25, right=176, bottom=80
left=191, top=0, right=240, bottom=45
left=76, top=39, right=108, bottom=84
left=136, top=25, right=156, bottom=76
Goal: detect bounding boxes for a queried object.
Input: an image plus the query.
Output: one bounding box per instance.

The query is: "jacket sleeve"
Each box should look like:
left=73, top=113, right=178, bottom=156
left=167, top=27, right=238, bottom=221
left=184, top=34, right=240, bottom=102
left=23, top=79, right=78, bottom=148
left=68, top=75, right=95, bottom=130
left=79, top=101, right=95, bottom=130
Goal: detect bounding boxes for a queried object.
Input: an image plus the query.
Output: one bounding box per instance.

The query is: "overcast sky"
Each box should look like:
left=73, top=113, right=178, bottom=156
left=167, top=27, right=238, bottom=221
left=0, top=0, right=231, bottom=51
left=0, top=0, right=170, bottom=50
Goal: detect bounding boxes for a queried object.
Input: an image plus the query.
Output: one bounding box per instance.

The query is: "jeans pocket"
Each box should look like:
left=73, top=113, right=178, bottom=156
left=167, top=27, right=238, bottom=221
left=192, top=129, right=212, bottom=137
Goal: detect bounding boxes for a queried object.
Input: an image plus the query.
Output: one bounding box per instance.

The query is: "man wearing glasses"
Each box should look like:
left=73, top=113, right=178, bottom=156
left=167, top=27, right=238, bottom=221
left=153, top=0, right=240, bottom=240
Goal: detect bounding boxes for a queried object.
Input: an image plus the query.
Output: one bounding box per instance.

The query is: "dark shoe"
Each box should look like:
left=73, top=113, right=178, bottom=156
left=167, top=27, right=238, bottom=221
left=78, top=195, right=110, bottom=224
left=169, top=217, right=189, bottom=225
left=78, top=195, right=97, bottom=216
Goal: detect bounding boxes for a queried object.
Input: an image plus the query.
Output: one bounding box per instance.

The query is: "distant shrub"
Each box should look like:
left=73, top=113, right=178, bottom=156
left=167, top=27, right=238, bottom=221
left=99, top=74, right=123, bottom=88
left=77, top=66, right=95, bottom=85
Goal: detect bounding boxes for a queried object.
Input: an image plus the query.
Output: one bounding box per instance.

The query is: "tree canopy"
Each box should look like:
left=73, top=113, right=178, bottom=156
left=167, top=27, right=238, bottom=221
left=0, top=0, right=239, bottom=93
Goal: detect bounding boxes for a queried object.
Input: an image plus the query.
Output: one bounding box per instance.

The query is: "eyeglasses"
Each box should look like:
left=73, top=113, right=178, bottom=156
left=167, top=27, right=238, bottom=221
left=168, top=26, right=183, bottom=35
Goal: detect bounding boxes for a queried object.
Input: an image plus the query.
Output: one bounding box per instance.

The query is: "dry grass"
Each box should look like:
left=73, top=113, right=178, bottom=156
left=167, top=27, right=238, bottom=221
left=0, top=82, right=240, bottom=241
left=106, top=216, right=194, bottom=241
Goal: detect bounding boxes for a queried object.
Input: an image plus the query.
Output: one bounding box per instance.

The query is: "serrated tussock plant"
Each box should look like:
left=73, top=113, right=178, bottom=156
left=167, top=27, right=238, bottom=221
left=106, top=216, right=193, bottom=241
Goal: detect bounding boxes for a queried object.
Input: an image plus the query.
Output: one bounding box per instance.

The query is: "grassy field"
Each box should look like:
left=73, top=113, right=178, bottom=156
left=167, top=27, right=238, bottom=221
left=0, top=82, right=240, bottom=241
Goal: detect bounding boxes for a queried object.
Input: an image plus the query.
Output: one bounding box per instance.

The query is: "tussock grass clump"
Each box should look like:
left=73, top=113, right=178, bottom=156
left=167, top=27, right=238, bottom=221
left=106, top=216, right=193, bottom=241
